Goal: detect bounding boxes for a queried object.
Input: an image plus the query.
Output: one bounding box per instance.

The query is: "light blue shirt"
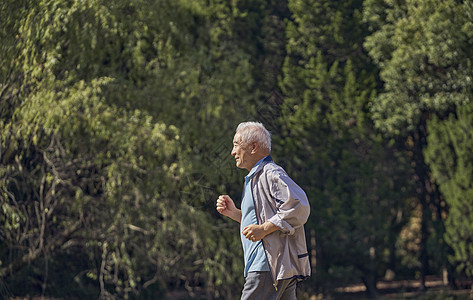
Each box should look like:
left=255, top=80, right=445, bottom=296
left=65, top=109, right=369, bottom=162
left=240, top=157, right=270, bottom=277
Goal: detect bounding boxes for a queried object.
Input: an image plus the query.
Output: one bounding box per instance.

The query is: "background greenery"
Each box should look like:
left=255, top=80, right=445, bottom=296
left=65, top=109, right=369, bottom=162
left=1, top=0, right=472, bottom=299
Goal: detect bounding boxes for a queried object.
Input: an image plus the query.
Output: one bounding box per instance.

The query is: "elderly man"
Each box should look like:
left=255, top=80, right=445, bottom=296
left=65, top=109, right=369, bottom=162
left=216, top=122, right=310, bottom=300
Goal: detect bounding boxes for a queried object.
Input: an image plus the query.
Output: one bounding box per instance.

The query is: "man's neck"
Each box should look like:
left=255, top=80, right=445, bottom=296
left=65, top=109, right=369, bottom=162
left=247, top=154, right=269, bottom=172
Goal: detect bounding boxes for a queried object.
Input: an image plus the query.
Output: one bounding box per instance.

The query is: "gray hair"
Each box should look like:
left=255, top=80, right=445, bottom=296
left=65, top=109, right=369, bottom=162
left=236, top=122, right=271, bottom=153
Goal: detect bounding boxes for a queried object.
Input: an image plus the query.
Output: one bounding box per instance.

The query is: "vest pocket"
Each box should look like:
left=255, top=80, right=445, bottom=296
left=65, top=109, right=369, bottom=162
left=297, top=253, right=309, bottom=259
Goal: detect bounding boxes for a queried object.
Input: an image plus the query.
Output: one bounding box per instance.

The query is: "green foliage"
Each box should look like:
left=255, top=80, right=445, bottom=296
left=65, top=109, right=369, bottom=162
left=2, top=0, right=473, bottom=298
left=278, top=0, right=412, bottom=295
left=232, top=0, right=289, bottom=93
left=363, top=0, right=473, bottom=135
left=1, top=0, right=255, bottom=298
left=425, top=102, right=473, bottom=277
left=364, top=0, right=473, bottom=285
left=0, top=77, right=183, bottom=297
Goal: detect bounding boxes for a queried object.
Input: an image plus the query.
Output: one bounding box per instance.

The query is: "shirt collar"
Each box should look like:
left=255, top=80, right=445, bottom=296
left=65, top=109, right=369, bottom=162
left=245, top=155, right=272, bottom=181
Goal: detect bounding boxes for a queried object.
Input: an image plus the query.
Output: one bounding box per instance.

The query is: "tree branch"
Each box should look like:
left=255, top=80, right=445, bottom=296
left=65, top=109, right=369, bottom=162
left=0, top=220, right=82, bottom=278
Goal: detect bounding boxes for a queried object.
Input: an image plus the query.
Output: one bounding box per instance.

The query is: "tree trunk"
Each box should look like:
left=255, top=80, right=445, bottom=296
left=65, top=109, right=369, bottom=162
left=361, top=246, right=379, bottom=299
left=362, top=274, right=379, bottom=299
left=0, top=220, right=81, bottom=278
left=411, top=118, right=444, bottom=290
left=310, top=228, right=317, bottom=274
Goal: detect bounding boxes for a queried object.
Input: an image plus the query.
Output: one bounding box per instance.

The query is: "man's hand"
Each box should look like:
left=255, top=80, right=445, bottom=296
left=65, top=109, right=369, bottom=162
left=216, top=195, right=242, bottom=223
left=242, top=221, right=279, bottom=242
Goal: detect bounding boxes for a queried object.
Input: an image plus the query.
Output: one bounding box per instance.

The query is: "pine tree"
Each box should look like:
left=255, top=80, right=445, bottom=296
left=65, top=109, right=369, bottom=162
left=364, top=0, right=473, bottom=287
left=425, top=102, right=473, bottom=279
left=278, top=0, right=412, bottom=296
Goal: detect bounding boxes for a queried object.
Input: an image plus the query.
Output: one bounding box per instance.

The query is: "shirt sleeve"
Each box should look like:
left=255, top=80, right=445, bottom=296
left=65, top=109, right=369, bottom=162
left=266, top=169, right=310, bottom=235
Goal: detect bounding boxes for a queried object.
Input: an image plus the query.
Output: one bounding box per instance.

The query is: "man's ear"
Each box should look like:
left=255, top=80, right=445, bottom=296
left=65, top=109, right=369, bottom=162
left=250, top=142, right=258, bottom=154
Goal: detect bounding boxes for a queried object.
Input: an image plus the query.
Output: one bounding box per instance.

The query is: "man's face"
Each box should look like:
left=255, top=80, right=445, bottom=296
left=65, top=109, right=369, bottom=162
left=231, top=132, right=255, bottom=171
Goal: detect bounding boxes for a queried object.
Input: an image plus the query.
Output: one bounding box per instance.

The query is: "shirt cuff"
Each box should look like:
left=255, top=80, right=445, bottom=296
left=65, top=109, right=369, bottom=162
left=268, top=214, right=295, bottom=235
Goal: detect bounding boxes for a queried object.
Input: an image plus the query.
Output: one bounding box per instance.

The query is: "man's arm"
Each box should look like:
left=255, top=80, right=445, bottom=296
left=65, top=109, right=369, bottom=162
left=216, top=195, right=242, bottom=223
left=266, top=170, right=310, bottom=235
left=241, top=221, right=279, bottom=242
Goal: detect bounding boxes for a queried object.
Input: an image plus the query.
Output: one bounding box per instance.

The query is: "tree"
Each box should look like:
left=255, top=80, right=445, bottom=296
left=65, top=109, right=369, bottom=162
left=425, top=101, right=473, bottom=280
left=0, top=0, right=257, bottom=298
left=363, top=0, right=473, bottom=287
left=278, top=0, right=412, bottom=297
left=232, top=0, right=290, bottom=94
left=0, top=77, right=183, bottom=298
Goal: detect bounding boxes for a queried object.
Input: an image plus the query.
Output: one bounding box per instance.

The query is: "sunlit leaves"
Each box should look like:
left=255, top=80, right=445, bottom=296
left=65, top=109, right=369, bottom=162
left=1, top=0, right=251, bottom=297
left=425, top=103, right=473, bottom=277
left=364, top=0, right=473, bottom=135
